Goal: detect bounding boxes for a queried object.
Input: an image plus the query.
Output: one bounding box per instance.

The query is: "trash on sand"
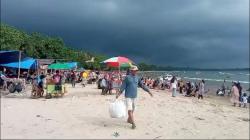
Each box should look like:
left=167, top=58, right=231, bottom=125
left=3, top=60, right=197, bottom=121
left=195, top=116, right=205, bottom=120
left=113, top=132, right=120, bottom=137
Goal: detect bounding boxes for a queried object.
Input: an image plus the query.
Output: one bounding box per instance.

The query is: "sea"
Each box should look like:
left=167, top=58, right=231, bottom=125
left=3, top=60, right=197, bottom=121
left=138, top=70, right=250, bottom=93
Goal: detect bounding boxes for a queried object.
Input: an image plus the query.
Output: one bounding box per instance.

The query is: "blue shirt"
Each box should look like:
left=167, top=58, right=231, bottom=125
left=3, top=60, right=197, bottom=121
left=120, top=74, right=149, bottom=98
left=36, top=75, right=44, bottom=84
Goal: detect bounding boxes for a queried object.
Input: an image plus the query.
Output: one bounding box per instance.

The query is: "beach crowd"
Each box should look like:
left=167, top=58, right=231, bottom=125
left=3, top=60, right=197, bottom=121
left=1, top=67, right=249, bottom=130
left=1, top=68, right=249, bottom=107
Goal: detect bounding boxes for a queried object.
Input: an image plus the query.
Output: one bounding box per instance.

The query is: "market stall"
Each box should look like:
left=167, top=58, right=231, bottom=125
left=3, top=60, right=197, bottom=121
left=45, top=78, right=67, bottom=98
left=45, top=63, right=73, bottom=98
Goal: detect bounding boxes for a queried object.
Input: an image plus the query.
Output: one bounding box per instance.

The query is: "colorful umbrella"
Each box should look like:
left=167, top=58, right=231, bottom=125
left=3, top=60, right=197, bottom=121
left=101, top=56, right=133, bottom=68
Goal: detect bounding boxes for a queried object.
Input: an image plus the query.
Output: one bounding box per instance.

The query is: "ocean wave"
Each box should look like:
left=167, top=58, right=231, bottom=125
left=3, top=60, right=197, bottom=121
left=218, top=72, right=234, bottom=75
left=239, top=73, right=250, bottom=76
left=183, top=77, right=250, bottom=84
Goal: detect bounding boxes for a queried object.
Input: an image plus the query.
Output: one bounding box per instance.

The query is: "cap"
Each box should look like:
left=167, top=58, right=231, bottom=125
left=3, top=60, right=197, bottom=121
left=130, top=65, right=139, bottom=71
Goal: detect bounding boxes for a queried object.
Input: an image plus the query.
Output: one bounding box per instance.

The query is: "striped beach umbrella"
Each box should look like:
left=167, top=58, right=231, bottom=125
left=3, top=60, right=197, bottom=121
left=101, top=56, right=134, bottom=68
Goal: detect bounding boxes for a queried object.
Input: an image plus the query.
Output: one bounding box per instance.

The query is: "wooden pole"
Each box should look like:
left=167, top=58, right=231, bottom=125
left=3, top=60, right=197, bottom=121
left=118, top=63, right=120, bottom=74
left=18, top=51, right=21, bottom=79
left=37, top=60, right=39, bottom=75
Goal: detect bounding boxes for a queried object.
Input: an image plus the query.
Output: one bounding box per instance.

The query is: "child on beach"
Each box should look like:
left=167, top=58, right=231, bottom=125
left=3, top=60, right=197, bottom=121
left=101, top=76, right=108, bottom=95
left=170, top=76, right=178, bottom=97
left=242, top=93, right=248, bottom=108
left=198, top=80, right=205, bottom=100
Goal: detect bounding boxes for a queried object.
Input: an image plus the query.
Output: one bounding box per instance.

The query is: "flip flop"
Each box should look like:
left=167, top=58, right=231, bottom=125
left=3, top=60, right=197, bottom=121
left=132, top=123, right=136, bottom=129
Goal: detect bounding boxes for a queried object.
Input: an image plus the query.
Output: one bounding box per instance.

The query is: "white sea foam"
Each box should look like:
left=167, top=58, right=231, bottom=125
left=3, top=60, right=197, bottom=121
left=218, top=72, right=234, bottom=75
left=183, top=77, right=250, bottom=84
left=239, top=73, right=250, bottom=76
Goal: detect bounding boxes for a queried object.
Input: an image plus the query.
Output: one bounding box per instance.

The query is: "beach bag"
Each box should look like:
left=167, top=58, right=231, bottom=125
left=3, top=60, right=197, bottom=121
left=109, top=100, right=126, bottom=118
left=8, top=83, right=16, bottom=93
left=15, top=83, right=22, bottom=93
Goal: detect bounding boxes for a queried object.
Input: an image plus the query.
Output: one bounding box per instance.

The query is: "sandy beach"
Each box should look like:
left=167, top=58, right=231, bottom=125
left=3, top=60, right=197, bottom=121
left=1, top=84, right=249, bottom=139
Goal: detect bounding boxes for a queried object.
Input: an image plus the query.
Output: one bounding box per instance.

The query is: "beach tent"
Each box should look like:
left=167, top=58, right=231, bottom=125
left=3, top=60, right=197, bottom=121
left=0, top=50, right=27, bottom=64
left=48, top=62, right=78, bottom=70
left=67, top=62, right=78, bottom=69
left=37, top=59, right=55, bottom=69
left=0, top=57, right=37, bottom=69
left=48, top=63, right=71, bottom=70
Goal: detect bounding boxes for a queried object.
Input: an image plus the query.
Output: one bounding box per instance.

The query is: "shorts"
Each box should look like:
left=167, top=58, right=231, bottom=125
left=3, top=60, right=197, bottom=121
left=55, top=84, right=62, bottom=91
left=125, top=98, right=136, bottom=111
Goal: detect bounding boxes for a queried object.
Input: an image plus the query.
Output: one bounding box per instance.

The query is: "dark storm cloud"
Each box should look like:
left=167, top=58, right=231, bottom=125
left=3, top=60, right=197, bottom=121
left=1, top=0, right=249, bottom=68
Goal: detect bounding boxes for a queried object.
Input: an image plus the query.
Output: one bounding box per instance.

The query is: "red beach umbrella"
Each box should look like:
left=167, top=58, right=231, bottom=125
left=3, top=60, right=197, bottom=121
left=101, top=56, right=133, bottom=68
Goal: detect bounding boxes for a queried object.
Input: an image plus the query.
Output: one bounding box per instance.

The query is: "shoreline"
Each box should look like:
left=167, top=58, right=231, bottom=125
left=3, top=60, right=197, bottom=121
left=138, top=71, right=250, bottom=93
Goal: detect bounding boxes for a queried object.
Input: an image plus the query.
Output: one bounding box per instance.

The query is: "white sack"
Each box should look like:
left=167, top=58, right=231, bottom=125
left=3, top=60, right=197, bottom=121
left=109, top=99, right=126, bottom=118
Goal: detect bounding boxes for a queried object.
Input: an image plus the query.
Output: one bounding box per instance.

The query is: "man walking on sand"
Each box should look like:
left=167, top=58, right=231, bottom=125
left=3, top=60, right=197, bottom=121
left=116, top=65, right=153, bottom=129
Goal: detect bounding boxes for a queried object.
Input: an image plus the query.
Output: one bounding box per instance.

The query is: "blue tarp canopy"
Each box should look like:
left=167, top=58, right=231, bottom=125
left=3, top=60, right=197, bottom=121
left=0, top=57, right=37, bottom=69
left=67, top=62, right=78, bottom=69
left=0, top=50, right=27, bottom=64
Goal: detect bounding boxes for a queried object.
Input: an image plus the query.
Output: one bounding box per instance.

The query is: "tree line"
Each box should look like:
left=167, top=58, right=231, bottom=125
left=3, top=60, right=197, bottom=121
left=0, top=23, right=108, bottom=70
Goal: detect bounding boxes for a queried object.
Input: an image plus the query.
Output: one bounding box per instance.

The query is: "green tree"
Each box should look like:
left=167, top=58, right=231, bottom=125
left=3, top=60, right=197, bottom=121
left=0, top=23, right=108, bottom=70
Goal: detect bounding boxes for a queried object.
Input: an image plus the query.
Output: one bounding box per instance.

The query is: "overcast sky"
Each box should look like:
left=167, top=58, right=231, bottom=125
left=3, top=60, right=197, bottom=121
left=1, top=0, right=249, bottom=68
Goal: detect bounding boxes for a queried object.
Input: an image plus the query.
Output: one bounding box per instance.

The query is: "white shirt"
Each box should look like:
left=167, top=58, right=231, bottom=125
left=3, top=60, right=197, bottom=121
left=171, top=80, right=177, bottom=89
left=160, top=77, right=163, bottom=82
left=242, top=96, right=248, bottom=104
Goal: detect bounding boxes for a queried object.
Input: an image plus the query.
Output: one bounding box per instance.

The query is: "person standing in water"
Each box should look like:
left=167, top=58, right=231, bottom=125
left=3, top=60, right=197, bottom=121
left=116, top=65, right=153, bottom=129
